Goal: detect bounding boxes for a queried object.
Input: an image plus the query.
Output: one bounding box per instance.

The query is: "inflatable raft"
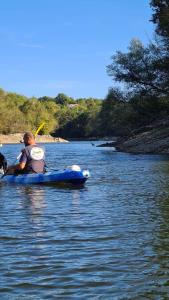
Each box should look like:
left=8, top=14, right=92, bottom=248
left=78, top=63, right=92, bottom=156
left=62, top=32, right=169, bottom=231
left=1, top=168, right=90, bottom=185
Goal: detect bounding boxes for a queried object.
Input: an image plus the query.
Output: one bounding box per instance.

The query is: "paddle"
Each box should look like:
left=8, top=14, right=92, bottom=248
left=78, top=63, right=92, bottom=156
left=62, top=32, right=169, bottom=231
left=1, top=122, right=45, bottom=177
left=34, top=122, right=46, bottom=138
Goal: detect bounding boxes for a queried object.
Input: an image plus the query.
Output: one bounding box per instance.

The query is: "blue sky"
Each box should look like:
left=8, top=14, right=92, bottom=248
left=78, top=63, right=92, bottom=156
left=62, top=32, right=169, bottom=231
left=0, top=0, right=154, bottom=99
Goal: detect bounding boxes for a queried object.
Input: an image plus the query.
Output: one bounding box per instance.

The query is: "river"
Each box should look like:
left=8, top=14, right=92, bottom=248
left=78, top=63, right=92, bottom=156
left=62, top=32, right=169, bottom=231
left=1, top=141, right=169, bottom=299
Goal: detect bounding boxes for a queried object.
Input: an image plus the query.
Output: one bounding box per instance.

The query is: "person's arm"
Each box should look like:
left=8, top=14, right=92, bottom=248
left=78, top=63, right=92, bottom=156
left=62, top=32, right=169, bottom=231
left=7, top=150, right=27, bottom=173
left=15, top=161, right=26, bottom=170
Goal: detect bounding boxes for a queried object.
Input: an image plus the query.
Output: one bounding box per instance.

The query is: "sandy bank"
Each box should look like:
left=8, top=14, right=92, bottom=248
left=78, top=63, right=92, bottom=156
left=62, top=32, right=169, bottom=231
left=0, top=133, right=68, bottom=144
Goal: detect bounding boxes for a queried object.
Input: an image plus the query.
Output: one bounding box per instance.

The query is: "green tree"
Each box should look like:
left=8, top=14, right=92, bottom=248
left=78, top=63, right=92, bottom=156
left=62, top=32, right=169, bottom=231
left=38, top=96, right=54, bottom=102
left=99, top=88, right=128, bottom=136
left=107, top=39, right=168, bottom=96
left=0, top=88, right=6, bottom=98
left=20, top=99, right=58, bottom=134
left=150, top=0, right=169, bottom=96
left=55, top=93, right=74, bottom=106
left=55, top=98, right=101, bottom=138
left=151, top=0, right=169, bottom=47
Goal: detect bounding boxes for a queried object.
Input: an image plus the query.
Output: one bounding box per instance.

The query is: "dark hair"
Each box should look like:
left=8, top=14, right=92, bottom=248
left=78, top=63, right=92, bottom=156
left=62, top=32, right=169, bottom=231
left=23, top=132, right=35, bottom=140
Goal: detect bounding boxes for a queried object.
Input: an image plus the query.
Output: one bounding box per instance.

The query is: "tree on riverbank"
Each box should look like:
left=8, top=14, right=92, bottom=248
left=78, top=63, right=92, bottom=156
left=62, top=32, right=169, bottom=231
left=98, top=0, right=169, bottom=137
left=107, top=38, right=168, bottom=96
left=0, top=88, right=102, bottom=137
left=151, top=0, right=169, bottom=47
left=55, top=99, right=101, bottom=138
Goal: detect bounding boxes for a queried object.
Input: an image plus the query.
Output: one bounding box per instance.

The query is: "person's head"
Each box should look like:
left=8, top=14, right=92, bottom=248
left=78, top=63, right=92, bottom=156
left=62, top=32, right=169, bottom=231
left=23, top=132, right=35, bottom=146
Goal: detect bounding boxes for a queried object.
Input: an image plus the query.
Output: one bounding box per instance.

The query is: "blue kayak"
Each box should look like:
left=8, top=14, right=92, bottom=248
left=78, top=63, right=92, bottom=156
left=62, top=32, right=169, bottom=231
left=1, top=169, right=90, bottom=185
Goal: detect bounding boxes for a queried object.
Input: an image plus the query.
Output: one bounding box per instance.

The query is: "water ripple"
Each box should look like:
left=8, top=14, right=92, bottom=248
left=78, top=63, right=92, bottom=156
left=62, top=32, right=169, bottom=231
left=1, top=142, right=169, bottom=298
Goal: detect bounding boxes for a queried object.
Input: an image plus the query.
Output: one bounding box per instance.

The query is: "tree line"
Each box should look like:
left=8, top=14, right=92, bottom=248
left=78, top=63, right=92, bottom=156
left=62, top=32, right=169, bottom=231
left=1, top=1, right=169, bottom=139
left=0, top=89, right=102, bottom=138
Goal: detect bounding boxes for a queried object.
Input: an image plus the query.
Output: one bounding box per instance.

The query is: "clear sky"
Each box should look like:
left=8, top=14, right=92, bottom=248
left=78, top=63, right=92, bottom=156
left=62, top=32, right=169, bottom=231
left=0, top=0, right=154, bottom=99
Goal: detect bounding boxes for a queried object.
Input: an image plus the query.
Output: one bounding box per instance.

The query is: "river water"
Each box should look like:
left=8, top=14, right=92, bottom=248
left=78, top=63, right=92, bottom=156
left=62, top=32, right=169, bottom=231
left=1, top=141, right=169, bottom=299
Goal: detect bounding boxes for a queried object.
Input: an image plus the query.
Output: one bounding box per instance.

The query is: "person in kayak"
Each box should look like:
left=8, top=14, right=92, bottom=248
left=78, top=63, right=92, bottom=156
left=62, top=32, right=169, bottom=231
left=6, top=132, right=45, bottom=175
left=0, top=152, right=7, bottom=174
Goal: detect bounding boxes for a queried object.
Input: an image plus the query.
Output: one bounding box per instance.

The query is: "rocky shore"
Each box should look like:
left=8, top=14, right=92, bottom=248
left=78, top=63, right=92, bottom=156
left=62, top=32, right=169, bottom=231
left=98, top=118, right=169, bottom=154
left=0, top=133, right=68, bottom=144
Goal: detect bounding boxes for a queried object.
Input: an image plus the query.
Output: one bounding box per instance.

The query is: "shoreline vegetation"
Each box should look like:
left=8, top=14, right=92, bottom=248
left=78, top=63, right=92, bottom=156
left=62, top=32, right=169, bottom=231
left=1, top=2, right=169, bottom=155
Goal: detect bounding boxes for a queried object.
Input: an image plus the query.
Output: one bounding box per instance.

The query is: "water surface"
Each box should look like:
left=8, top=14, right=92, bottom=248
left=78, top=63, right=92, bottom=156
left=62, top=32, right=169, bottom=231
left=1, top=142, right=169, bottom=299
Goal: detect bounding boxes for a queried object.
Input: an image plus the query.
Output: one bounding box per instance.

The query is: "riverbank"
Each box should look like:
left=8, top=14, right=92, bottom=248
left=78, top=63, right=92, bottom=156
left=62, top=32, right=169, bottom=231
left=0, top=133, right=68, bottom=144
left=98, top=118, right=169, bottom=154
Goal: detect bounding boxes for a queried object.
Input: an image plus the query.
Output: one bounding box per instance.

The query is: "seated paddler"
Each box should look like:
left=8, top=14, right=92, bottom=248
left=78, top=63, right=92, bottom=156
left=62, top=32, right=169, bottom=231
left=6, top=132, right=45, bottom=175
left=0, top=152, right=7, bottom=174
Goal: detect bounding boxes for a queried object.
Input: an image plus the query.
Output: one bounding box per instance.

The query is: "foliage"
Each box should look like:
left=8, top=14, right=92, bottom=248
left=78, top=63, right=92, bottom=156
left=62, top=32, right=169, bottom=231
left=98, top=89, right=138, bottom=136
left=150, top=0, right=169, bottom=47
left=54, top=93, right=74, bottom=106
left=100, top=1, right=169, bottom=137
left=107, top=39, right=169, bottom=96
left=107, top=2, right=169, bottom=99
left=55, top=98, right=102, bottom=138
left=0, top=89, right=102, bottom=137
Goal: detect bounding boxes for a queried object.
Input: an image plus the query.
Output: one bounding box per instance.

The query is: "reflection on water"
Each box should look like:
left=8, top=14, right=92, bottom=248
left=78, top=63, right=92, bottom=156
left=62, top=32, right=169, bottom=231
left=21, top=186, right=46, bottom=213
left=1, top=142, right=169, bottom=298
